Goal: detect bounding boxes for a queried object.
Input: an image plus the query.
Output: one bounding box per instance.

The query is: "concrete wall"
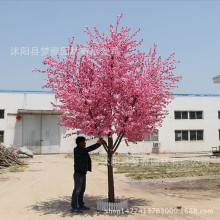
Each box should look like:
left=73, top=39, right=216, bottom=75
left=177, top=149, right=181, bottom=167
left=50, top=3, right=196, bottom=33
left=1, top=91, right=220, bottom=154
left=124, top=95, right=220, bottom=153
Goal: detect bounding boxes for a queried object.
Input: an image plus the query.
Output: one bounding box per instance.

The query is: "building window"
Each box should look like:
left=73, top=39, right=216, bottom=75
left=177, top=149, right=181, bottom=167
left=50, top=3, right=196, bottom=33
left=175, top=130, right=188, bottom=141
left=182, top=111, right=188, bottom=119
left=175, top=131, right=181, bottom=141
left=0, top=110, right=4, bottom=119
left=0, top=131, right=4, bottom=143
left=196, top=130, right=203, bottom=140
left=196, top=111, right=203, bottom=119
left=175, top=130, right=203, bottom=141
left=175, top=111, right=181, bottom=119
left=144, top=131, right=159, bottom=142
left=175, top=111, right=203, bottom=119
left=218, top=111, right=220, bottom=119
left=219, top=130, right=220, bottom=140
left=190, top=130, right=203, bottom=140
left=190, top=130, right=197, bottom=140
left=189, top=111, right=203, bottom=119
left=175, top=111, right=188, bottom=119
left=182, top=130, right=189, bottom=140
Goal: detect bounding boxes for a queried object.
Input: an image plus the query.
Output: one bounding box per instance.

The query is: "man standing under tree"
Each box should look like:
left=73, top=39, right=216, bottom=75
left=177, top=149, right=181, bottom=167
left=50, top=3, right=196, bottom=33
left=71, top=136, right=105, bottom=213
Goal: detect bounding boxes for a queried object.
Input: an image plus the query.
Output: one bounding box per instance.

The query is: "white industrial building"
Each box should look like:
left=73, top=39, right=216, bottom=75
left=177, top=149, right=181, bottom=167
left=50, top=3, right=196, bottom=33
left=0, top=90, right=220, bottom=154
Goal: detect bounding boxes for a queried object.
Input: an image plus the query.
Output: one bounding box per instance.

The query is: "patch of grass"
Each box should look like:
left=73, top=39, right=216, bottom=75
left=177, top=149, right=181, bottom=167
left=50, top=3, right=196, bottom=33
left=113, top=161, right=220, bottom=180
left=65, top=152, right=144, bottom=163
left=64, top=154, right=73, bottom=159
left=90, top=154, right=143, bottom=164
left=0, top=164, right=29, bottom=174
left=8, top=165, right=29, bottom=173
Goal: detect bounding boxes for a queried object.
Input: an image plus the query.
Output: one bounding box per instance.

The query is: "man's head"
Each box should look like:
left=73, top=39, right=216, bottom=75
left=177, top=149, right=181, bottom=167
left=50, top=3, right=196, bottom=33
left=76, top=136, right=86, bottom=148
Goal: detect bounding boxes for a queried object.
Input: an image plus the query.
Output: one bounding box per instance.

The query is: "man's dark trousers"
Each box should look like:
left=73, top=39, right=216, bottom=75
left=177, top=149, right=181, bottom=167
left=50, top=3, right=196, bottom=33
left=71, top=171, right=86, bottom=209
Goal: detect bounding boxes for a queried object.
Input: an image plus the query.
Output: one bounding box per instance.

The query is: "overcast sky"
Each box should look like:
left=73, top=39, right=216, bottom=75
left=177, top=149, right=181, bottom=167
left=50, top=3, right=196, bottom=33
left=1, top=0, right=220, bottom=94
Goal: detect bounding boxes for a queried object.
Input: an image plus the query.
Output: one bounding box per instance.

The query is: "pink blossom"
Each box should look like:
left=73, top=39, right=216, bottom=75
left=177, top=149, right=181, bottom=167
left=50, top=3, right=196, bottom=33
left=33, top=13, right=182, bottom=143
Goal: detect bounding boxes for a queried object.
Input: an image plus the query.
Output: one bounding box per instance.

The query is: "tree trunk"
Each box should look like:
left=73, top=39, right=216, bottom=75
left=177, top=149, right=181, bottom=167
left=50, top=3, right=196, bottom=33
left=107, top=136, right=115, bottom=203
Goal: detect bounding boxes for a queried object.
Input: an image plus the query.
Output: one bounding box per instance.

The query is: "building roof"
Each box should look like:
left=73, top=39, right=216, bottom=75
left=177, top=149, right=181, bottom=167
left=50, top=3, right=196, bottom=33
left=1, top=90, right=220, bottom=97
left=174, top=94, right=220, bottom=97
left=213, top=75, right=220, bottom=83
left=0, top=90, right=55, bottom=94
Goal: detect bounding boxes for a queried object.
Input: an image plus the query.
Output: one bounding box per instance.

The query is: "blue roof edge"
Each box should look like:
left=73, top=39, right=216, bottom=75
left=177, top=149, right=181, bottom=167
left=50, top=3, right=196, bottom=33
left=174, top=94, right=220, bottom=97
left=0, top=90, right=55, bottom=94
left=0, top=90, right=220, bottom=97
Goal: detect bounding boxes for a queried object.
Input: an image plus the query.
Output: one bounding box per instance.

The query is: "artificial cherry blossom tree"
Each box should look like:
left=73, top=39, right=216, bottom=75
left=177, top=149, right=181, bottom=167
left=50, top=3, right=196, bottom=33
left=33, top=13, right=181, bottom=203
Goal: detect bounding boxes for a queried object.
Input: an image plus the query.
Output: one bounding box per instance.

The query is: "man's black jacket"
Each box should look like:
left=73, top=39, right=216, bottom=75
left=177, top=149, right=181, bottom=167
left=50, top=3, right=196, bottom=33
left=74, top=143, right=101, bottom=174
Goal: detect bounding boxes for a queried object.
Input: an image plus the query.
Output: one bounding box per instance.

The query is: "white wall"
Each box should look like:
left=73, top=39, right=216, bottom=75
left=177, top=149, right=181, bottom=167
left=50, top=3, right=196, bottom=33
left=1, top=91, right=220, bottom=154
left=123, top=96, right=220, bottom=153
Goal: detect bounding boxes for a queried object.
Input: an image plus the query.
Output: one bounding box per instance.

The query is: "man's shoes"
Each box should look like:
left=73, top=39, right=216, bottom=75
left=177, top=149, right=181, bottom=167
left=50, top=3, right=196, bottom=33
left=79, top=205, right=90, bottom=210
left=71, top=207, right=83, bottom=213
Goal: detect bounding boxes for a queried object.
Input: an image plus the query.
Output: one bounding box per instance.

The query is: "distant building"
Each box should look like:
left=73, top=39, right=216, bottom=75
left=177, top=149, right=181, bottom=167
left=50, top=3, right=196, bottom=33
left=0, top=90, right=220, bottom=154
left=213, top=75, right=220, bottom=83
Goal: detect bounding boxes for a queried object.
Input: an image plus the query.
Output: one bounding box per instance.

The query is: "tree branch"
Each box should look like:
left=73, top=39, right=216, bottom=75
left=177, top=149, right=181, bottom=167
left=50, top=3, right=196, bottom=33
left=113, top=132, right=124, bottom=154
left=102, top=142, right=108, bottom=152
left=112, top=131, right=123, bottom=150
left=112, top=97, right=137, bottom=154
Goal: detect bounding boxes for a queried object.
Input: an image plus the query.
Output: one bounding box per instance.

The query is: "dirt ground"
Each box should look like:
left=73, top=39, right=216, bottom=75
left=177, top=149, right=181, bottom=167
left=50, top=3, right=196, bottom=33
left=0, top=154, right=220, bottom=220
